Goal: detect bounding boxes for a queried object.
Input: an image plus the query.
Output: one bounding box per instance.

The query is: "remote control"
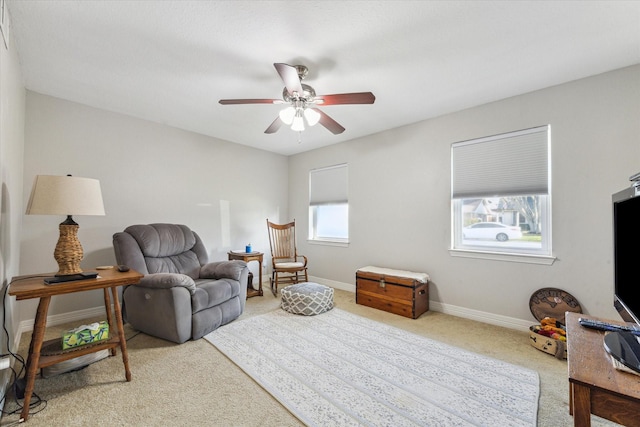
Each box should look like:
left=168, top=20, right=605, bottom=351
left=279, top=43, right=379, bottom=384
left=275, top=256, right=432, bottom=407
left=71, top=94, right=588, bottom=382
left=578, top=317, right=640, bottom=334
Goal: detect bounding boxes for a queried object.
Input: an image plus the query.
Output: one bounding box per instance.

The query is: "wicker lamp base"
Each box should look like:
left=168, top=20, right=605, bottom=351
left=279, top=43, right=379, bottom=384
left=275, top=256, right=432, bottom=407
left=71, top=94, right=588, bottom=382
left=54, top=220, right=84, bottom=276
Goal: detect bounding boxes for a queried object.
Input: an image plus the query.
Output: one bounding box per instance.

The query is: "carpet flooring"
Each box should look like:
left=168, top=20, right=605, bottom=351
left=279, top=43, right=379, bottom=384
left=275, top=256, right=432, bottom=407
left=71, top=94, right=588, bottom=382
left=1, top=288, right=621, bottom=426
left=206, top=308, right=539, bottom=426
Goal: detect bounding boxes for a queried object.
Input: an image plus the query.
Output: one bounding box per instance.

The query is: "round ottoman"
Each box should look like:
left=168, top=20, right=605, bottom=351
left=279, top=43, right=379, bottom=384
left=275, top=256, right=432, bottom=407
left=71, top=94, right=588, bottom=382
left=281, top=282, right=334, bottom=315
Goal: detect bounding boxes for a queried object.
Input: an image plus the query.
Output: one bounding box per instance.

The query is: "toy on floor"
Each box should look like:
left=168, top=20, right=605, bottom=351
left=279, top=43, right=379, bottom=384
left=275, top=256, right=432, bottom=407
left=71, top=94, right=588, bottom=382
left=528, top=288, right=582, bottom=360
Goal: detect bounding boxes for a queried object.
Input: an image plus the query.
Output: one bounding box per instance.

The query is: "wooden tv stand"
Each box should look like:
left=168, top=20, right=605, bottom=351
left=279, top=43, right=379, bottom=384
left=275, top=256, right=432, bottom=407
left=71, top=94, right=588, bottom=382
left=566, top=312, right=640, bottom=426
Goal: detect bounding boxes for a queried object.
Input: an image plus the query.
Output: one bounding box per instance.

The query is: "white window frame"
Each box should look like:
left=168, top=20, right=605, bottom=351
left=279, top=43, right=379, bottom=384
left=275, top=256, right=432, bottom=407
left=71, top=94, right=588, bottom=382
left=308, top=164, right=349, bottom=246
left=450, top=126, right=555, bottom=265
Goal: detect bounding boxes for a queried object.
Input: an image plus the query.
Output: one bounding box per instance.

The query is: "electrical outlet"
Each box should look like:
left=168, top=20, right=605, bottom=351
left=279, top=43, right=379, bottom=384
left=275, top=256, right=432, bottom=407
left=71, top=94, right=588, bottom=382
left=0, top=356, right=10, bottom=370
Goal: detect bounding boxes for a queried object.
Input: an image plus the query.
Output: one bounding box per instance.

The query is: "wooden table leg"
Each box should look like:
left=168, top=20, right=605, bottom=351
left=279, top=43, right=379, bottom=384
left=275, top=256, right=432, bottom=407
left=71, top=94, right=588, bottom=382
left=257, top=258, right=263, bottom=296
left=572, top=383, right=592, bottom=427
left=569, top=382, right=574, bottom=415
left=103, top=288, right=117, bottom=356
left=20, top=296, right=51, bottom=421
left=111, top=286, right=131, bottom=381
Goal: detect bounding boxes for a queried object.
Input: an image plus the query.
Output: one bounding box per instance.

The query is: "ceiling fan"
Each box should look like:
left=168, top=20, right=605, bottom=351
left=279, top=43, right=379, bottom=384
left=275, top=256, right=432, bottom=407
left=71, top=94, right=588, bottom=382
left=219, top=63, right=375, bottom=135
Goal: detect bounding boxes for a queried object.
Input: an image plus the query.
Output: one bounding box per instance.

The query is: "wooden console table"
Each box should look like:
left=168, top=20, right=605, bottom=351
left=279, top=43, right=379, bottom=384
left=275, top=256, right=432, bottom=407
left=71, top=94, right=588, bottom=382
left=9, top=268, right=143, bottom=421
left=228, top=251, right=263, bottom=297
left=566, top=312, right=640, bottom=426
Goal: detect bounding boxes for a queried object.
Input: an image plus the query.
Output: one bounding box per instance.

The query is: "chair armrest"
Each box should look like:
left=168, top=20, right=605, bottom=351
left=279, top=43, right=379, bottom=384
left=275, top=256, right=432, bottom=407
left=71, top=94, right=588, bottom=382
left=200, top=260, right=247, bottom=281
left=113, top=231, right=149, bottom=275
left=138, top=273, right=197, bottom=295
left=298, top=255, right=308, bottom=267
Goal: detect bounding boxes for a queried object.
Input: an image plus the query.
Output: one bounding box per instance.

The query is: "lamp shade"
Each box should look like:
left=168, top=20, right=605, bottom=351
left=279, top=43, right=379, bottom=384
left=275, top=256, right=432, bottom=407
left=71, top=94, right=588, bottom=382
left=279, top=107, right=296, bottom=125
left=291, top=112, right=305, bottom=132
left=26, top=175, right=105, bottom=216
left=303, top=108, right=321, bottom=126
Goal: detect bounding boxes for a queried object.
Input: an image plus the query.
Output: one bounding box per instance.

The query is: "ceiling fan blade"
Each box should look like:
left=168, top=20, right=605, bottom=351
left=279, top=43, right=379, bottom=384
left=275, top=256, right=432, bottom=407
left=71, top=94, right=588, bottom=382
left=274, top=63, right=304, bottom=97
left=315, top=92, right=376, bottom=105
left=313, top=108, right=345, bottom=134
left=265, top=117, right=284, bottom=134
left=219, top=99, right=281, bottom=105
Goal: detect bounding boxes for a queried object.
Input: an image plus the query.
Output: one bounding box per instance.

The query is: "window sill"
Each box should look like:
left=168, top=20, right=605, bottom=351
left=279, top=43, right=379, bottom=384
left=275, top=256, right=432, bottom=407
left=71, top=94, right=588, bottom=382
left=449, top=248, right=556, bottom=265
left=308, top=239, right=349, bottom=248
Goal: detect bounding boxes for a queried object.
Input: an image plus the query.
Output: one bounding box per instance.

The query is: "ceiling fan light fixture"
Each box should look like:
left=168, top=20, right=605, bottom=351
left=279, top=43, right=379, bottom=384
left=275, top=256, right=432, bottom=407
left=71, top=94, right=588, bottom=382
left=303, top=108, right=320, bottom=126
left=219, top=63, right=375, bottom=137
left=291, top=111, right=305, bottom=131
left=279, top=106, right=296, bottom=125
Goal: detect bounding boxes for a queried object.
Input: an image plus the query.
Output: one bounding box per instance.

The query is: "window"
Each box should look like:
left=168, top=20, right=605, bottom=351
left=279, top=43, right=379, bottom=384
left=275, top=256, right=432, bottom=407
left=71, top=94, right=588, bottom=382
left=309, top=164, right=348, bottom=244
left=451, top=126, right=552, bottom=263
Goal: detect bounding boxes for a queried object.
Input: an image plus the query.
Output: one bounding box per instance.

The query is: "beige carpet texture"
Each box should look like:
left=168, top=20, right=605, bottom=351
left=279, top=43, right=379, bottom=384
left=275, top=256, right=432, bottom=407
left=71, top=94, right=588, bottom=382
left=1, top=289, right=619, bottom=426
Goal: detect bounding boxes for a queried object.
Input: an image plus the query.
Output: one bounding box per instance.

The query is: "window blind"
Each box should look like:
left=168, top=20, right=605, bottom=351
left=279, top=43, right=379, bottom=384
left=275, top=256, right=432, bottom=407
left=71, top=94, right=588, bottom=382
left=451, top=126, right=549, bottom=199
left=309, top=163, right=348, bottom=205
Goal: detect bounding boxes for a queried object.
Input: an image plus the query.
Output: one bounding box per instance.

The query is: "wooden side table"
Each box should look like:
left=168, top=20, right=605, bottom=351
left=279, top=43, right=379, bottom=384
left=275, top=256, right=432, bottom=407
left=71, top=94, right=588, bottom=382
left=228, top=251, right=263, bottom=297
left=9, top=268, right=143, bottom=422
left=566, top=312, right=640, bottom=426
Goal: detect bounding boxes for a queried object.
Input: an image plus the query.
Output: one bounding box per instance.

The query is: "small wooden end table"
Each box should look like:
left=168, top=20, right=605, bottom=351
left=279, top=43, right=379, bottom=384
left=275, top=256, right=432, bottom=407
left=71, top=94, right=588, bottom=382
left=227, top=251, right=263, bottom=298
left=9, top=268, right=143, bottom=422
left=566, top=312, right=640, bottom=426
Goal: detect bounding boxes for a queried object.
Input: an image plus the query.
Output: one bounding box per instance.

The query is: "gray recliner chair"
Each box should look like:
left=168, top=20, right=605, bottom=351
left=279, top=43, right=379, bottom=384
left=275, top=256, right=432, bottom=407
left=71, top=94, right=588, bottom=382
left=112, top=223, right=248, bottom=343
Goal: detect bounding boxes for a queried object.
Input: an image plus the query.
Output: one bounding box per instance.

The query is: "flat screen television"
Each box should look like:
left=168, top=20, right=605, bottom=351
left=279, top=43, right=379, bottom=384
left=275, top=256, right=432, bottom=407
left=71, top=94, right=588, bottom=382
left=613, top=185, right=640, bottom=325
left=609, top=184, right=640, bottom=373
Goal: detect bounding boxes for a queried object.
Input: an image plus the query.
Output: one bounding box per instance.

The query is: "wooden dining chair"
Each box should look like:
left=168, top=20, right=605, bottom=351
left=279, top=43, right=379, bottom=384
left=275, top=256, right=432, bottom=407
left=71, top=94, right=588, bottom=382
left=266, top=219, right=308, bottom=295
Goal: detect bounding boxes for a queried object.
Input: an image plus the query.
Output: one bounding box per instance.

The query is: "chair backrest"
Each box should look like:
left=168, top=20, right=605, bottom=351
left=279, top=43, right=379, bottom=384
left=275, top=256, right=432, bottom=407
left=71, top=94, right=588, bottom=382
left=113, top=223, right=209, bottom=279
left=267, top=220, right=299, bottom=265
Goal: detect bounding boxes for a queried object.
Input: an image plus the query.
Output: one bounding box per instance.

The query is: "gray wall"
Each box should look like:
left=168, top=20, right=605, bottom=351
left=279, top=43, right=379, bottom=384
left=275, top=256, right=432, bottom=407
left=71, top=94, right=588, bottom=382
left=13, top=61, right=640, bottom=331
left=290, top=65, right=640, bottom=328
left=19, top=92, right=289, bottom=321
left=0, top=9, right=26, bottom=401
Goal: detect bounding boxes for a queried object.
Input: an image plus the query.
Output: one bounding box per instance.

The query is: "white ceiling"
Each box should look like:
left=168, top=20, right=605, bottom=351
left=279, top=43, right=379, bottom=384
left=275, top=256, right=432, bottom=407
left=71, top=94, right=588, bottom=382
left=6, top=1, right=640, bottom=156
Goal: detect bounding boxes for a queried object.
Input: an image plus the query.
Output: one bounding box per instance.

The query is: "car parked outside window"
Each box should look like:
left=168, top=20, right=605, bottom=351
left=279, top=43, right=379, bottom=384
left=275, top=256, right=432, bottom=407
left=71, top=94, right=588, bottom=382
left=463, top=222, right=523, bottom=242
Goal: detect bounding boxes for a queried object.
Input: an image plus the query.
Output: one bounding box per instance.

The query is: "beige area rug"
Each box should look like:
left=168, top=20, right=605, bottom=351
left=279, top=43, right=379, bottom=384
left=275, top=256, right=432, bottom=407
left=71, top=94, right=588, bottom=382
left=205, top=308, right=540, bottom=427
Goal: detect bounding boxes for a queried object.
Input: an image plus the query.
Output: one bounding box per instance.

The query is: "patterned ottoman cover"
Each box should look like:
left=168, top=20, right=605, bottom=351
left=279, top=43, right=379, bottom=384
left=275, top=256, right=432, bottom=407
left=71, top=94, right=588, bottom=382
left=281, top=282, right=334, bottom=315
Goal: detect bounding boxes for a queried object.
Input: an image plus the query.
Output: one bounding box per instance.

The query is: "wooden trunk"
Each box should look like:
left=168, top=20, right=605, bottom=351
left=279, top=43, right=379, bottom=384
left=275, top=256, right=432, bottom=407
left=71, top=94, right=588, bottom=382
left=356, top=269, right=429, bottom=319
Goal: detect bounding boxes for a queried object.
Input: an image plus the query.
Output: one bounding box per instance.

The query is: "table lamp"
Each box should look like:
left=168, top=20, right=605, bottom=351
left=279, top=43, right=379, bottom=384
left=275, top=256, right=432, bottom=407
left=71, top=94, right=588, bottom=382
left=26, top=174, right=105, bottom=278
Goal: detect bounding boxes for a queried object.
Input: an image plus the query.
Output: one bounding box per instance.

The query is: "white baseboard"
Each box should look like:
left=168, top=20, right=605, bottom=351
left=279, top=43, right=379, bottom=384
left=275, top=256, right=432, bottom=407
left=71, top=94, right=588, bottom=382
left=308, top=275, right=355, bottom=293
left=18, top=305, right=107, bottom=336
left=428, top=301, right=533, bottom=332
left=17, top=277, right=533, bottom=335
left=309, top=275, right=533, bottom=332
